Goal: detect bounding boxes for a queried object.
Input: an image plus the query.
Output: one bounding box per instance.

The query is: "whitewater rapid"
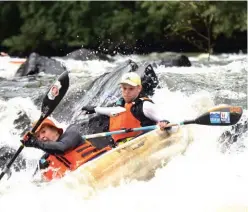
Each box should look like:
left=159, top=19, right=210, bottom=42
left=0, top=53, right=247, bottom=212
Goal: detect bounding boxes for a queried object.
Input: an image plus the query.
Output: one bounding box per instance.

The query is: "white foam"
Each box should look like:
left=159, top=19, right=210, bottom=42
left=0, top=53, right=247, bottom=212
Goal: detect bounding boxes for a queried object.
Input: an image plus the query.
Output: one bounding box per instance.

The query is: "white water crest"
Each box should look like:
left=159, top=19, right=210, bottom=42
left=0, top=53, right=247, bottom=212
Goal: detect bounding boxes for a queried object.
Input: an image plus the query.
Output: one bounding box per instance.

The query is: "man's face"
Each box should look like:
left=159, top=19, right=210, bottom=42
left=36, top=125, right=60, bottom=142
left=120, top=83, right=142, bottom=103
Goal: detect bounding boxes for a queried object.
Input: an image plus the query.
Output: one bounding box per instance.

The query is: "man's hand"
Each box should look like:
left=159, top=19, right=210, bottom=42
left=23, top=131, right=34, bottom=140
left=21, top=131, right=39, bottom=147
left=81, top=106, right=96, bottom=114
left=157, top=120, right=171, bottom=131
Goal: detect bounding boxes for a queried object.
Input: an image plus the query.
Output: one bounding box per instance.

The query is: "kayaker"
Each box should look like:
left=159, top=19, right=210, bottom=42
left=22, top=118, right=84, bottom=154
left=22, top=118, right=111, bottom=180
left=81, top=72, right=171, bottom=144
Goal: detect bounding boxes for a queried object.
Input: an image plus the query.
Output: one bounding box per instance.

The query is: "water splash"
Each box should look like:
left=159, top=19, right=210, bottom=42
left=0, top=53, right=247, bottom=212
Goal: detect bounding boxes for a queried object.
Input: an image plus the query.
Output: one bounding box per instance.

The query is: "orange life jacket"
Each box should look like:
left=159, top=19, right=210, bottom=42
left=109, top=97, right=151, bottom=142
left=42, top=140, right=111, bottom=181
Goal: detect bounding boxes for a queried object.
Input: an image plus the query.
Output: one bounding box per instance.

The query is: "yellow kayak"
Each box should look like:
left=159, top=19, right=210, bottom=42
left=67, top=126, right=192, bottom=190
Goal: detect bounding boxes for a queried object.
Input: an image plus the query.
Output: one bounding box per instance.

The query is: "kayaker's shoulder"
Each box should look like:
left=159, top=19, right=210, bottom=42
left=64, top=124, right=81, bottom=135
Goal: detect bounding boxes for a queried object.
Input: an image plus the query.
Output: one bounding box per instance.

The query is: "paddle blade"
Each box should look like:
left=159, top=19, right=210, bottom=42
left=195, top=105, right=243, bottom=126
left=41, top=71, right=69, bottom=118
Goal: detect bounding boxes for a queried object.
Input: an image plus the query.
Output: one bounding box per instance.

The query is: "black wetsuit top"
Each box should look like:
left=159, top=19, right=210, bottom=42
left=35, top=125, right=85, bottom=155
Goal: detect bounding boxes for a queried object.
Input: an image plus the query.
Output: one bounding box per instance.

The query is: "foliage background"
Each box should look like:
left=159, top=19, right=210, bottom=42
left=0, top=1, right=247, bottom=56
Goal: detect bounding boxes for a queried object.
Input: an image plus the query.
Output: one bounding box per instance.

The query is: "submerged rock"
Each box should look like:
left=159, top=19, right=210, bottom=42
left=16, top=52, right=66, bottom=76
left=161, top=55, right=191, bottom=67
left=152, top=54, right=191, bottom=68
left=218, top=117, right=248, bottom=152
left=62, top=48, right=112, bottom=61
left=15, top=48, right=113, bottom=77
left=0, top=146, right=26, bottom=172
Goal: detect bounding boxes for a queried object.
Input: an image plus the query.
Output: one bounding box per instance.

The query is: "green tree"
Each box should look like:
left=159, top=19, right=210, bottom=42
left=0, top=1, right=247, bottom=56
left=140, top=1, right=247, bottom=55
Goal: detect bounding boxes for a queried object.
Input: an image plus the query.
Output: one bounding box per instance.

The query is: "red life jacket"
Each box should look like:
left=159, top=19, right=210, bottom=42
left=109, top=97, right=152, bottom=142
left=42, top=141, right=111, bottom=181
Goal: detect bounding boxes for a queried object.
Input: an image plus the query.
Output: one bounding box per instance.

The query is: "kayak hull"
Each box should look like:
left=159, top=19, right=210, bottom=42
left=67, top=127, right=191, bottom=189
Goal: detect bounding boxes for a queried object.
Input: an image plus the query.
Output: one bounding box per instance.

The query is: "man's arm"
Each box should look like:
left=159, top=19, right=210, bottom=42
left=143, top=101, right=173, bottom=131
left=82, top=106, right=126, bottom=117
left=142, top=101, right=166, bottom=122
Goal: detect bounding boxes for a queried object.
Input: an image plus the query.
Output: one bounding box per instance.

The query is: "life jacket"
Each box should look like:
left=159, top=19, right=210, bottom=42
left=109, top=97, right=154, bottom=142
left=41, top=140, right=112, bottom=181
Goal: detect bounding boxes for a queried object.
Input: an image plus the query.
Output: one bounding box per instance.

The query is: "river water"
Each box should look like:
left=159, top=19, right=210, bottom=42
left=0, top=52, right=247, bottom=212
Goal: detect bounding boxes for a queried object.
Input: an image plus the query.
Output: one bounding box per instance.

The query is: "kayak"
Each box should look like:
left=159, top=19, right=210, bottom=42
left=8, top=58, right=26, bottom=65
left=60, top=126, right=192, bottom=189
left=0, top=56, right=26, bottom=71
left=0, top=56, right=26, bottom=64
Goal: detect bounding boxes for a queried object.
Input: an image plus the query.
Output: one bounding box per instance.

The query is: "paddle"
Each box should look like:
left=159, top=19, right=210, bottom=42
left=82, top=105, right=243, bottom=140
left=0, top=71, right=69, bottom=181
